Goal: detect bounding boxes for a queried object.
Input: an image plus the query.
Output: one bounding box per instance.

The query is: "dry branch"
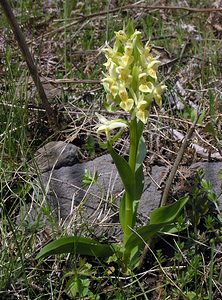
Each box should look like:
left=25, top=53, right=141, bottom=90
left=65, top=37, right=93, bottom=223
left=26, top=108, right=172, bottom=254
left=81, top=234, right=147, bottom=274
left=0, top=0, right=59, bottom=131
left=160, top=113, right=200, bottom=207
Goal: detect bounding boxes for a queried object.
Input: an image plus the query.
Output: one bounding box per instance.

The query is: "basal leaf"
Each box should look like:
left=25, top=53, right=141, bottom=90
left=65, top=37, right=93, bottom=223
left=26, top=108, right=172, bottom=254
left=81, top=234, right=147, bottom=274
left=125, top=223, right=164, bottom=268
left=125, top=223, right=164, bottom=254
left=150, top=195, right=189, bottom=225
left=126, top=223, right=186, bottom=269
left=36, top=236, right=115, bottom=259
left=125, top=196, right=189, bottom=269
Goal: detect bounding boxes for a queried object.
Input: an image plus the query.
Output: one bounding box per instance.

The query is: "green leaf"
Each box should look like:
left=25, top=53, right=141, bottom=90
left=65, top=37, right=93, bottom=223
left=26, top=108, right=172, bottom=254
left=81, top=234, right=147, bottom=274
left=150, top=195, right=189, bottom=225
left=36, top=236, right=115, bottom=259
left=125, top=223, right=164, bottom=268
left=108, top=145, right=135, bottom=198
left=126, top=222, right=187, bottom=269
left=135, top=164, right=144, bottom=200
left=125, top=223, right=164, bottom=254
left=124, top=196, right=189, bottom=269
left=136, top=135, right=146, bottom=170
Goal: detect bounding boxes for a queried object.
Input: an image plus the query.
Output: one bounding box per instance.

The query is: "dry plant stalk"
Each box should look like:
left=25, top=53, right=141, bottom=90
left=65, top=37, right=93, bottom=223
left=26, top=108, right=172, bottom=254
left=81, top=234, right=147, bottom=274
left=0, top=0, right=59, bottom=131
left=160, top=113, right=200, bottom=206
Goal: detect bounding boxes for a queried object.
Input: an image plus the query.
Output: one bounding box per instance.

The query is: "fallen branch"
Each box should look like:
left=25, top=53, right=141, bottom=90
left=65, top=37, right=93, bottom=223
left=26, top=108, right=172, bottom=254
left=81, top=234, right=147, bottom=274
left=74, top=4, right=222, bottom=22
left=0, top=0, right=59, bottom=131
left=160, top=113, right=200, bottom=207
left=44, top=78, right=100, bottom=85
left=31, top=3, right=222, bottom=42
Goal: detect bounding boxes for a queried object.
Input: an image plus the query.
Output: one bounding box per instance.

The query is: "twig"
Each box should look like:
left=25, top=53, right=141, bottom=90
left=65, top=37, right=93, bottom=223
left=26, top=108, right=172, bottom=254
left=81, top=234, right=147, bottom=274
left=0, top=0, right=59, bottom=131
left=30, top=4, right=221, bottom=42
left=121, top=4, right=222, bottom=13
left=44, top=78, right=100, bottom=84
left=69, top=4, right=222, bottom=22
left=160, top=112, right=200, bottom=207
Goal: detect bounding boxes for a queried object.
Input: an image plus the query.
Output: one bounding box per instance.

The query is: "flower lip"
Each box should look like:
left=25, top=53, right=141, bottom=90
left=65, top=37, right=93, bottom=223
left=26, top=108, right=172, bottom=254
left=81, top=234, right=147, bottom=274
left=95, top=113, right=128, bottom=139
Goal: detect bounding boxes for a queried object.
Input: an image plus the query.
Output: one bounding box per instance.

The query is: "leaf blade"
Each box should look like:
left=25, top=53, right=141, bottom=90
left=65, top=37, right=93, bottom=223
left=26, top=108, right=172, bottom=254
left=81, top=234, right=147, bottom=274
left=108, top=145, right=135, bottom=198
left=150, top=195, right=189, bottom=225
left=36, top=236, right=115, bottom=259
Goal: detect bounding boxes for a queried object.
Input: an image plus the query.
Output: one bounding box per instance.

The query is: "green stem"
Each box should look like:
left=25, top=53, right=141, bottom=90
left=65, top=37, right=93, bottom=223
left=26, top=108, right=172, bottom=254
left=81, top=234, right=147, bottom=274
left=129, top=118, right=138, bottom=172
left=123, top=118, right=138, bottom=245
left=123, top=192, right=133, bottom=245
left=123, top=118, right=145, bottom=271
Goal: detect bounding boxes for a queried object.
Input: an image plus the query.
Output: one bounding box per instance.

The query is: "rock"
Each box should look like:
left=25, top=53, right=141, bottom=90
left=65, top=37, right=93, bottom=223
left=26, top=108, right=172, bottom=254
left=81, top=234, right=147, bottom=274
left=33, top=141, right=79, bottom=173
left=191, top=161, right=222, bottom=211
left=19, top=141, right=222, bottom=237
left=38, top=155, right=164, bottom=223
left=39, top=154, right=122, bottom=220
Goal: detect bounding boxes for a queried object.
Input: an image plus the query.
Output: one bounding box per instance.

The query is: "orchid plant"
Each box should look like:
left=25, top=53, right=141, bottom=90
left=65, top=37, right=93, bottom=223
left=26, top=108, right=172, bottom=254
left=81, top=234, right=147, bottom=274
left=37, top=23, right=189, bottom=273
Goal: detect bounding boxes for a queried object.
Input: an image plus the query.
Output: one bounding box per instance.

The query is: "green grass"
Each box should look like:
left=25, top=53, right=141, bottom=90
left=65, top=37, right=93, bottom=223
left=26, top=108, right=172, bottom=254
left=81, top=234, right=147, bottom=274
left=0, top=0, right=221, bottom=298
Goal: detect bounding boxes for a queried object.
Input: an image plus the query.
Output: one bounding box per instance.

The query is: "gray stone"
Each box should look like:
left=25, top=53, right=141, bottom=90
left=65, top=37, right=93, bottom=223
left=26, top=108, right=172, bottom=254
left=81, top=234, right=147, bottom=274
left=39, top=154, right=122, bottom=220
left=191, top=162, right=222, bottom=211
left=38, top=155, right=165, bottom=223
left=33, top=141, right=78, bottom=173
left=20, top=141, right=222, bottom=236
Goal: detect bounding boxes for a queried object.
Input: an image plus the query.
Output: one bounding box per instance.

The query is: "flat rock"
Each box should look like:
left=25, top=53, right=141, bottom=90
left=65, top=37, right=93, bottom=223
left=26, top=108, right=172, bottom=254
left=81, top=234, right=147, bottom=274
left=20, top=142, right=222, bottom=236
left=38, top=154, right=164, bottom=220
left=33, top=141, right=79, bottom=173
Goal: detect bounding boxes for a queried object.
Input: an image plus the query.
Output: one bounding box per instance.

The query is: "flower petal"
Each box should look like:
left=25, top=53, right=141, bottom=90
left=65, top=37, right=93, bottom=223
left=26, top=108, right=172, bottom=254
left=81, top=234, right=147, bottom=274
left=95, top=113, right=109, bottom=124
left=139, top=82, right=153, bottom=93
left=152, top=84, right=167, bottom=107
left=108, top=121, right=128, bottom=131
left=120, top=98, right=134, bottom=112
left=114, top=30, right=128, bottom=43
left=136, top=100, right=149, bottom=123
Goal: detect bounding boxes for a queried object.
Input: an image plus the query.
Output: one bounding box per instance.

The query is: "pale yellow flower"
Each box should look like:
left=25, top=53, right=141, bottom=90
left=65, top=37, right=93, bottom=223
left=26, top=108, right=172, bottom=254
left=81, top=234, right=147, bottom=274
left=130, top=30, right=142, bottom=44
left=115, top=30, right=128, bottom=42
left=103, top=58, right=112, bottom=69
left=116, top=66, right=132, bottom=85
left=108, top=61, right=118, bottom=79
left=147, top=60, right=161, bottom=80
left=136, top=100, right=149, bottom=124
left=139, top=73, right=154, bottom=93
left=101, top=77, right=118, bottom=97
left=124, top=41, right=133, bottom=56
left=116, top=41, right=134, bottom=67
left=119, top=85, right=128, bottom=101
left=152, top=84, right=167, bottom=107
left=119, top=53, right=134, bottom=67
left=120, top=98, right=134, bottom=112
left=144, top=42, right=152, bottom=58
left=139, top=82, right=166, bottom=108
left=101, top=26, right=166, bottom=119
left=96, top=113, right=128, bottom=140
left=103, top=42, right=115, bottom=58
left=119, top=85, right=134, bottom=112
